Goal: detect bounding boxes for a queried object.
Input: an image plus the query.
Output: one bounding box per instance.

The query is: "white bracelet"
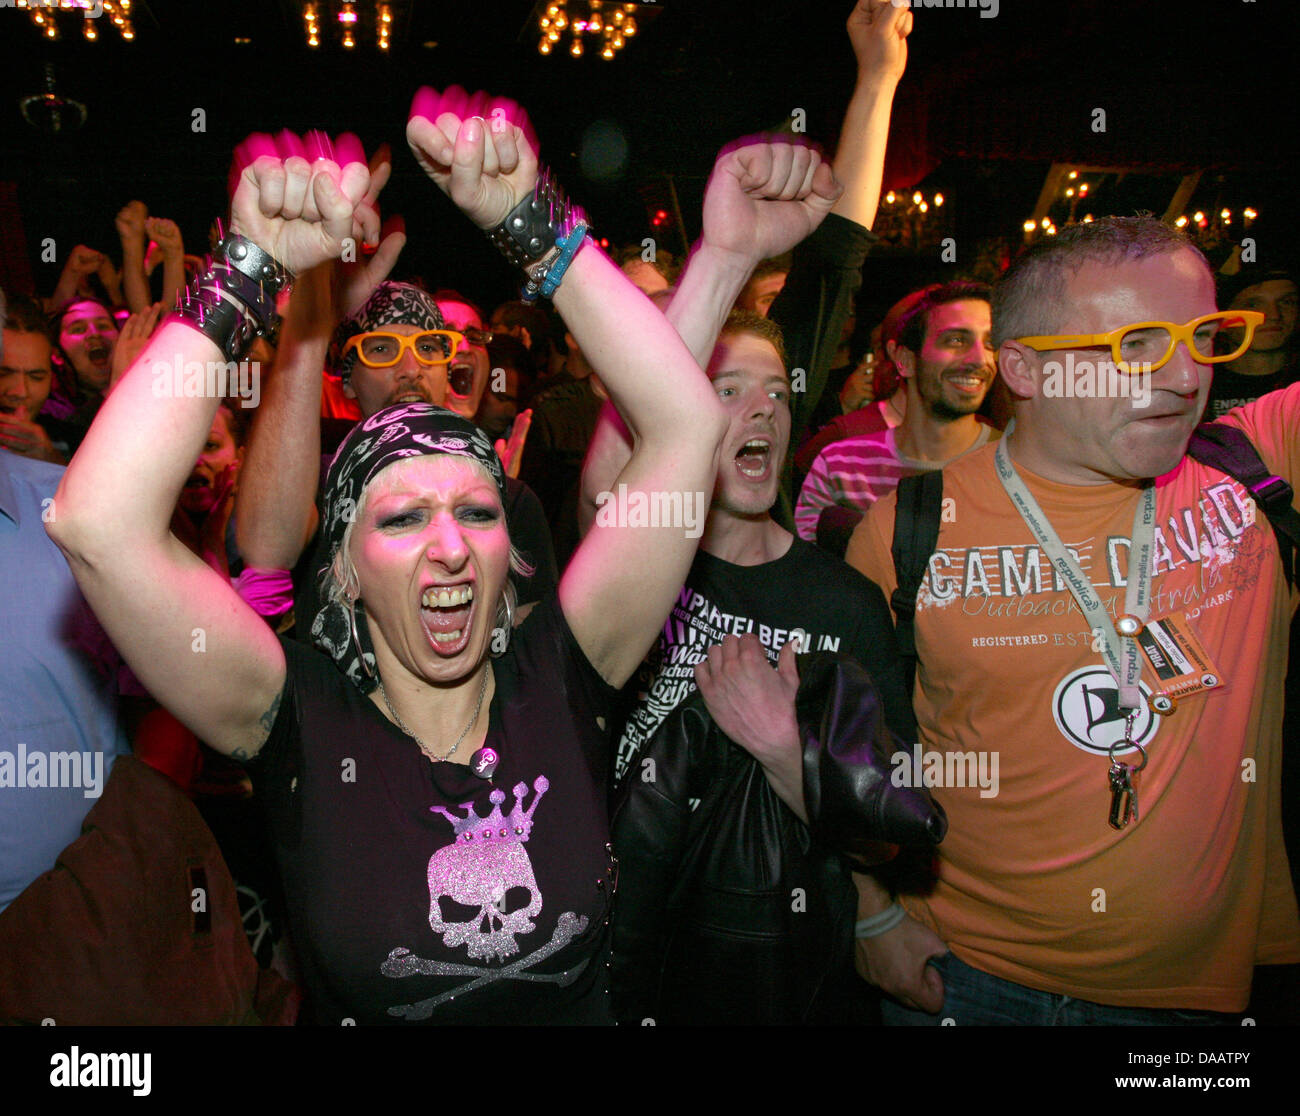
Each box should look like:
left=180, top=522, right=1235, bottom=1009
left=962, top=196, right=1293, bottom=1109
left=855, top=902, right=907, bottom=939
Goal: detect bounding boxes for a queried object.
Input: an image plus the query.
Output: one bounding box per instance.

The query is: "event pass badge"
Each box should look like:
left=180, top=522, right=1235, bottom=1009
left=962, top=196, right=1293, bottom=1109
left=1135, top=612, right=1224, bottom=715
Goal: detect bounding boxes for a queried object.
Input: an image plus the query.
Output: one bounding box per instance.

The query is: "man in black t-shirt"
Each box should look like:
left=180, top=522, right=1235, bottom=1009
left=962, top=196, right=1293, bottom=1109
left=590, top=310, right=913, bottom=786
left=1204, top=268, right=1298, bottom=420
left=581, top=1, right=915, bottom=1024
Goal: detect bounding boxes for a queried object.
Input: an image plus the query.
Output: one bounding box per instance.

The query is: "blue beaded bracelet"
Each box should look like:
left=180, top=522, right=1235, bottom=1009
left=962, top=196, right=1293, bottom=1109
left=539, top=222, right=589, bottom=299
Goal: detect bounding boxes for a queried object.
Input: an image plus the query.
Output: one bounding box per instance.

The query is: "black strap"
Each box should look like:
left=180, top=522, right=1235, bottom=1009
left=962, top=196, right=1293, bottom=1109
left=890, top=470, right=944, bottom=699
left=1187, top=422, right=1300, bottom=590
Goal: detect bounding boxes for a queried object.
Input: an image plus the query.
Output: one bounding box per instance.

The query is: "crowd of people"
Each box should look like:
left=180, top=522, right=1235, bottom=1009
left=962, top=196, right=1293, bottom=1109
left=1, top=0, right=1297, bottom=1027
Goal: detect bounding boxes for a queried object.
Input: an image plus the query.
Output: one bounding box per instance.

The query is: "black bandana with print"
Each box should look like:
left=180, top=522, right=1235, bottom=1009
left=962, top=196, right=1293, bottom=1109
left=312, top=403, right=507, bottom=693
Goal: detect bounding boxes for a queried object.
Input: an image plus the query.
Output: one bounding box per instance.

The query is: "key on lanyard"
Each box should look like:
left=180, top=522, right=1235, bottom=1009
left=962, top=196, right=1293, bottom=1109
left=1107, top=717, right=1147, bottom=831
left=1108, top=761, right=1138, bottom=829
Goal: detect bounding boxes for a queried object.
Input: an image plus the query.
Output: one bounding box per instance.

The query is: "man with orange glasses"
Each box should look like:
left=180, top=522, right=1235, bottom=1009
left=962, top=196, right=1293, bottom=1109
left=846, top=215, right=1300, bottom=1024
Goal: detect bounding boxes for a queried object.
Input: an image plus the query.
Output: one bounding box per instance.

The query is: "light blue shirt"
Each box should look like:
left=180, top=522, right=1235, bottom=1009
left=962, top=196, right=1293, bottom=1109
left=0, top=447, right=129, bottom=913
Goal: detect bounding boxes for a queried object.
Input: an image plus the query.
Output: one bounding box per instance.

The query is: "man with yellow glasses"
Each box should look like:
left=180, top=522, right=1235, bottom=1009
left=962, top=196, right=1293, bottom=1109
left=846, top=215, right=1300, bottom=1025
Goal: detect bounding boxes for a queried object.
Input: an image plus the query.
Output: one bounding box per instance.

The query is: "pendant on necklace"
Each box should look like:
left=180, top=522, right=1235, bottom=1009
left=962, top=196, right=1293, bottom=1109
left=468, top=747, right=499, bottom=780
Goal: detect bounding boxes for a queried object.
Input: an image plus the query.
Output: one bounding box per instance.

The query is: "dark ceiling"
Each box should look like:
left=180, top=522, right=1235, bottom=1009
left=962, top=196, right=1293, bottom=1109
left=3, top=0, right=1297, bottom=308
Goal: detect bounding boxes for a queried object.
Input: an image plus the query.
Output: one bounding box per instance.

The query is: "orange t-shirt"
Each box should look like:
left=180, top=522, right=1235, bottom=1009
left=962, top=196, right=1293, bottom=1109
left=847, top=383, right=1300, bottom=1011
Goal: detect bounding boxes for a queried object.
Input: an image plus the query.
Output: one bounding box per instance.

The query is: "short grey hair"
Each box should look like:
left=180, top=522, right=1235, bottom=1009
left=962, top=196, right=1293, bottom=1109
left=993, top=216, right=1209, bottom=348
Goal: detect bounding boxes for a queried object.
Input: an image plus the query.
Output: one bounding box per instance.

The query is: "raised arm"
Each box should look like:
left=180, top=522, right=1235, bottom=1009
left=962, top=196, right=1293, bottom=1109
left=236, top=146, right=403, bottom=570
left=578, top=140, right=842, bottom=532
left=408, top=90, right=728, bottom=686
left=145, top=218, right=189, bottom=316
left=115, top=201, right=152, bottom=314
left=772, top=0, right=911, bottom=516
left=47, top=142, right=377, bottom=758
left=234, top=264, right=330, bottom=569
left=831, top=0, right=911, bottom=229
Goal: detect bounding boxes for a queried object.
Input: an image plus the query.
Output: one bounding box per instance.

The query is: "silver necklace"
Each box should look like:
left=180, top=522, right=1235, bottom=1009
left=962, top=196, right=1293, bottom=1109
left=378, top=666, right=489, bottom=764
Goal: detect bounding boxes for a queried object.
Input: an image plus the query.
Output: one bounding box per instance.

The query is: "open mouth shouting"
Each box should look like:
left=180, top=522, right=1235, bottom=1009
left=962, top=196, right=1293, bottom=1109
left=420, top=581, right=476, bottom=655
left=734, top=436, right=773, bottom=481
left=448, top=362, right=476, bottom=399
left=84, top=337, right=111, bottom=369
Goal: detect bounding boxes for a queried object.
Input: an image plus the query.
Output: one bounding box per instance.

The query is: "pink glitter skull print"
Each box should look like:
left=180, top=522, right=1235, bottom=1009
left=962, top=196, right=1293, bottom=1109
left=429, top=777, right=549, bottom=961
left=381, top=775, right=592, bottom=1020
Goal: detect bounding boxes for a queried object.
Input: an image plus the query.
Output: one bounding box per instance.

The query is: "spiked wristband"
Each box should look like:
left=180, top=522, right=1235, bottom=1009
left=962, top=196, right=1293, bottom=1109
left=484, top=167, right=589, bottom=301
left=168, top=233, right=293, bottom=360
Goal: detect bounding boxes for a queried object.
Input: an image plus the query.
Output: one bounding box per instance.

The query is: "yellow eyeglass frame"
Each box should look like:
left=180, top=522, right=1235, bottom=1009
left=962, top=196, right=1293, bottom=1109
left=342, top=330, right=466, bottom=369
left=1016, top=310, right=1264, bottom=374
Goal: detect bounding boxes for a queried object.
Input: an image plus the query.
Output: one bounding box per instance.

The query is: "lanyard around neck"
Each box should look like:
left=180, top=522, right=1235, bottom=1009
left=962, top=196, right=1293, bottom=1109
left=993, top=432, right=1156, bottom=713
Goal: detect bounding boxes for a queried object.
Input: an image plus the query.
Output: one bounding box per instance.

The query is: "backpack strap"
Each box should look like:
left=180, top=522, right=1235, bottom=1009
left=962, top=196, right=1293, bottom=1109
left=890, top=470, right=945, bottom=698
left=1187, top=422, right=1300, bottom=590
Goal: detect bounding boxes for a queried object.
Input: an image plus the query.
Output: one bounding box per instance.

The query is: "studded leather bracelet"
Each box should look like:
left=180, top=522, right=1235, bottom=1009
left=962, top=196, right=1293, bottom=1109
left=484, top=167, right=590, bottom=301
left=168, top=232, right=293, bottom=361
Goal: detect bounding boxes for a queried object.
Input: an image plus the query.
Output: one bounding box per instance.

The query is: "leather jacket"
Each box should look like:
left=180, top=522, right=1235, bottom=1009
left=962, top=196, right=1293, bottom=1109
left=610, top=651, right=945, bottom=1026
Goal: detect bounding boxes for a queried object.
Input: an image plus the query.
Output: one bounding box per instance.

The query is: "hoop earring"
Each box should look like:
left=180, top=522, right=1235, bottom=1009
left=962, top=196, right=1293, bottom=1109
left=349, top=599, right=375, bottom=679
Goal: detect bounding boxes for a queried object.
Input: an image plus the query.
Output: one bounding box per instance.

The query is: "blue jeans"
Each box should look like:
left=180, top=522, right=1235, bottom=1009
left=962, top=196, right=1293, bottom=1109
left=881, top=953, right=1238, bottom=1026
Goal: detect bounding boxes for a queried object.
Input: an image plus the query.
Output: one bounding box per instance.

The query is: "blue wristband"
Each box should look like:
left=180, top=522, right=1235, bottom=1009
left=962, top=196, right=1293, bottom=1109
left=538, top=222, right=589, bottom=299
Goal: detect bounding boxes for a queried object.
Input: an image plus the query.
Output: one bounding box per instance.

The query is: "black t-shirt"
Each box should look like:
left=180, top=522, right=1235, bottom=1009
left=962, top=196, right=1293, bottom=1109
left=249, top=592, right=617, bottom=1024
left=612, top=535, right=913, bottom=785
left=1204, top=361, right=1299, bottom=420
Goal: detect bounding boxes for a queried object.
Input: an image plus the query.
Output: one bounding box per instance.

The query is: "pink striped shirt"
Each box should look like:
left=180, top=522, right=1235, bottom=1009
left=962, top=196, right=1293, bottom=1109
left=796, top=424, right=996, bottom=541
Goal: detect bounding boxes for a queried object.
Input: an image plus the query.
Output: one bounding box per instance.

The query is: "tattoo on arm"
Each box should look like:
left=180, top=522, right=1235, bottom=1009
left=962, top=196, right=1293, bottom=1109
left=257, top=690, right=283, bottom=736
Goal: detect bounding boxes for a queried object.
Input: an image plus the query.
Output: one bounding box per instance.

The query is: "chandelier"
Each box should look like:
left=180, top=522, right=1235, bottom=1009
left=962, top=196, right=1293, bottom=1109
left=303, top=2, right=393, bottom=51
left=536, top=2, right=642, bottom=59
left=18, top=0, right=135, bottom=42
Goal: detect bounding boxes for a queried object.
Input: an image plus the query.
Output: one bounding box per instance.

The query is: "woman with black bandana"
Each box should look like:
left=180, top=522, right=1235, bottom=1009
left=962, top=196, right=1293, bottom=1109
left=46, top=92, right=831, bottom=1023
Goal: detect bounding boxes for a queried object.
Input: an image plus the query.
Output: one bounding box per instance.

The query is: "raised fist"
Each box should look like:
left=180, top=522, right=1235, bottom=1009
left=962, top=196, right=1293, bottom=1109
left=407, top=87, right=539, bottom=231
left=145, top=216, right=184, bottom=259
left=65, top=244, right=104, bottom=277
left=116, top=200, right=148, bottom=245
left=701, top=139, right=843, bottom=265
left=847, top=0, right=912, bottom=86
left=229, top=130, right=379, bottom=274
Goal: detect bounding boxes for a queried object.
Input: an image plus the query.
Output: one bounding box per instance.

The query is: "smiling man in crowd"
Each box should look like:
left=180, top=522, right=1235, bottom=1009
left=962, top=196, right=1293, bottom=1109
left=796, top=280, right=997, bottom=545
